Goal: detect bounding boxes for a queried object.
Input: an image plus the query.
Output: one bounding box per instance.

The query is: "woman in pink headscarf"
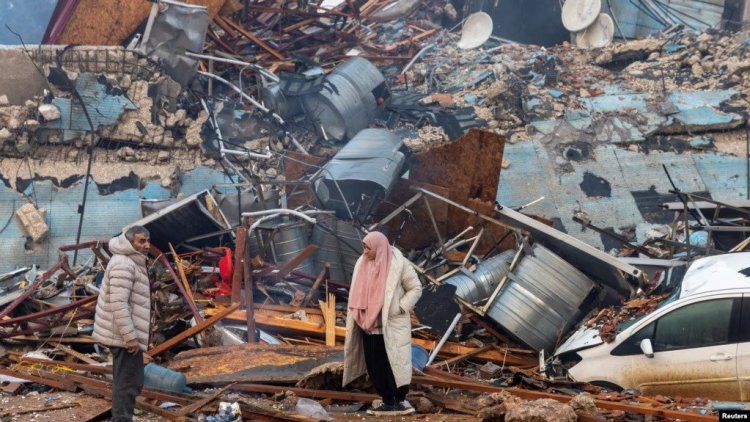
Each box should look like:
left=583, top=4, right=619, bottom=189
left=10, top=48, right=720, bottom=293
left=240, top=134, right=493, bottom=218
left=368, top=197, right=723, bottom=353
left=342, top=231, right=423, bottom=416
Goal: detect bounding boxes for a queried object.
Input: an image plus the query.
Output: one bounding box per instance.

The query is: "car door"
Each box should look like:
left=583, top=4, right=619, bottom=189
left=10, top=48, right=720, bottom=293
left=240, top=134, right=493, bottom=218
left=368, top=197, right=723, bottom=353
left=613, top=296, right=741, bottom=399
left=735, top=294, right=750, bottom=400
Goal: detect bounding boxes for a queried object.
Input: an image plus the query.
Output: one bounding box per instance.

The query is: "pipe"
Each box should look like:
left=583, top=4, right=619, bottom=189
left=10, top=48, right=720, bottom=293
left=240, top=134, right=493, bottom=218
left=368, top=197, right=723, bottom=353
left=401, top=43, right=435, bottom=75
left=426, top=313, right=462, bottom=366
left=220, top=147, right=272, bottom=160
left=187, top=52, right=279, bottom=82
left=198, top=71, right=274, bottom=115
left=197, top=71, right=308, bottom=155
left=243, top=209, right=317, bottom=232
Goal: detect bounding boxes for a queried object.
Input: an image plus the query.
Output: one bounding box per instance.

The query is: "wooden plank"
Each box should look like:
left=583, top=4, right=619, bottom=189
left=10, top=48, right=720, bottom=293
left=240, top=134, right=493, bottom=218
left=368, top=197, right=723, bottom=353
left=169, top=243, right=206, bottom=347
left=176, top=383, right=236, bottom=417
left=169, top=243, right=197, bottom=307
left=0, top=368, right=77, bottom=392
left=220, top=16, right=287, bottom=60
left=136, top=397, right=197, bottom=422
left=257, top=303, right=324, bottom=316
left=0, top=403, right=80, bottom=417
left=18, top=357, right=112, bottom=374
left=230, top=383, right=378, bottom=402
left=319, top=293, right=336, bottom=346
left=274, top=245, right=319, bottom=279
left=467, top=313, right=519, bottom=346
left=301, top=265, right=328, bottom=308
left=147, top=302, right=240, bottom=357
left=232, top=227, right=247, bottom=303
left=430, top=344, right=495, bottom=368
left=205, top=307, right=346, bottom=339
left=412, top=338, right=536, bottom=367
left=244, top=249, right=256, bottom=342
left=54, top=343, right=101, bottom=365
left=414, top=373, right=718, bottom=422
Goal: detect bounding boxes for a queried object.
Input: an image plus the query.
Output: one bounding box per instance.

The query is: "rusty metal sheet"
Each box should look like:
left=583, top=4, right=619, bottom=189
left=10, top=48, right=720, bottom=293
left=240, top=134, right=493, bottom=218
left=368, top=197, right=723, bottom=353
left=168, top=343, right=344, bottom=384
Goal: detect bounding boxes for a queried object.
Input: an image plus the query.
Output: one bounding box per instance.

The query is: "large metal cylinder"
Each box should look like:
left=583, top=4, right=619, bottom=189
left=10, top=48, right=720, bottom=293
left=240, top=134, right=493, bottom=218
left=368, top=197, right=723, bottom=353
left=336, top=219, right=364, bottom=282
left=301, top=58, right=383, bottom=142
left=333, top=57, right=386, bottom=101
left=310, top=214, right=363, bottom=283
left=446, top=249, right=516, bottom=303
left=485, top=244, right=596, bottom=352
left=262, top=219, right=315, bottom=275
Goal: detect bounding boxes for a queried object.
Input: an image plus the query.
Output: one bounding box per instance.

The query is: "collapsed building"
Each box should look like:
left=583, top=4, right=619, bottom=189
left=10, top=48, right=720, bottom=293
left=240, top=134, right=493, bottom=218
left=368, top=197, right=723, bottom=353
left=1, top=0, right=750, bottom=419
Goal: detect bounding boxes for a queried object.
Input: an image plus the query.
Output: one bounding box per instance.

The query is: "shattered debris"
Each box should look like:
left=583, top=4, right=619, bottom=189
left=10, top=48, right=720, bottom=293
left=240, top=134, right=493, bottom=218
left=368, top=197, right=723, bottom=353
left=2, top=0, right=750, bottom=420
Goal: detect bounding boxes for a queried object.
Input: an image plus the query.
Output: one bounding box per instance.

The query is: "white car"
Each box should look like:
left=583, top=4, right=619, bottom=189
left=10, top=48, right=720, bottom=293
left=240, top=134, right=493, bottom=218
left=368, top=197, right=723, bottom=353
left=551, top=252, right=750, bottom=400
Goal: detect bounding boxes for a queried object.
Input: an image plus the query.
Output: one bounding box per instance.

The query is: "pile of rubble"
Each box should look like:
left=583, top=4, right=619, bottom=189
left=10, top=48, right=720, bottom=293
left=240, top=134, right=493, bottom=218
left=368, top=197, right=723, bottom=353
left=2, top=0, right=750, bottom=420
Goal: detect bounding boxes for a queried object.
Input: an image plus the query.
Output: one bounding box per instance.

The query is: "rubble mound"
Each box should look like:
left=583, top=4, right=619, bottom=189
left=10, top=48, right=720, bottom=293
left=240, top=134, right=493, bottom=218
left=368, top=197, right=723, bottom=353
left=475, top=390, right=525, bottom=419
left=504, top=398, right=577, bottom=422
left=295, top=362, right=345, bottom=390
left=568, top=392, right=598, bottom=415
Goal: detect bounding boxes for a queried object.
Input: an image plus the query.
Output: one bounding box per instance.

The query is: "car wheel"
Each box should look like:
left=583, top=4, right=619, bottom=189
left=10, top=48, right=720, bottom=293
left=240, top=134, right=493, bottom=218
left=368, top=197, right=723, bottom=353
left=590, top=381, right=623, bottom=392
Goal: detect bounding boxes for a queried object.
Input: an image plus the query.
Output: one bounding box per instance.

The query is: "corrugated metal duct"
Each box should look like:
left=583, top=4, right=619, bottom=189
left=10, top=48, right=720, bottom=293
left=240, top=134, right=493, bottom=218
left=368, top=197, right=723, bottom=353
left=302, top=57, right=385, bottom=142
left=255, top=217, right=316, bottom=275
left=314, top=128, right=405, bottom=219
left=309, top=213, right=364, bottom=282
left=486, top=243, right=596, bottom=352
left=446, top=249, right=516, bottom=304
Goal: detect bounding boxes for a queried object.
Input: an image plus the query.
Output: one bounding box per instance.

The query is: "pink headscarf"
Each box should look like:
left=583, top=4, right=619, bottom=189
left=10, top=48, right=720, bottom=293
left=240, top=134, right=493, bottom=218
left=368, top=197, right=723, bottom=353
left=349, top=231, right=392, bottom=332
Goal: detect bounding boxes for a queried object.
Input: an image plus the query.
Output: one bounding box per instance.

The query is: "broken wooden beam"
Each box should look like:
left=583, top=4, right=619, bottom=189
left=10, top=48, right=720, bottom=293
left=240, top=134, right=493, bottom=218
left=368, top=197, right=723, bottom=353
left=147, top=302, right=240, bottom=357
left=0, top=367, right=77, bottom=391
left=301, top=264, right=328, bottom=308
left=412, top=338, right=536, bottom=367
left=152, top=245, right=203, bottom=323
left=230, top=383, right=378, bottom=402
left=274, top=245, right=318, bottom=280
left=244, top=247, right=255, bottom=342
left=414, top=372, right=717, bottom=422
left=18, top=357, right=112, bottom=374
left=54, top=343, right=101, bottom=365
left=220, top=17, right=287, bottom=60
left=175, top=383, right=236, bottom=417
left=430, top=344, right=495, bottom=368
left=232, top=226, right=247, bottom=303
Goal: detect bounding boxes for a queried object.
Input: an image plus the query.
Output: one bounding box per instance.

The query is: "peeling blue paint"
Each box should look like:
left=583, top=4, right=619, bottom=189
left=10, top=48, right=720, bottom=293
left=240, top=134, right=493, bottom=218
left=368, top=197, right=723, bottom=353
left=498, top=141, right=747, bottom=249
left=45, top=73, right=137, bottom=137
left=0, top=167, right=236, bottom=273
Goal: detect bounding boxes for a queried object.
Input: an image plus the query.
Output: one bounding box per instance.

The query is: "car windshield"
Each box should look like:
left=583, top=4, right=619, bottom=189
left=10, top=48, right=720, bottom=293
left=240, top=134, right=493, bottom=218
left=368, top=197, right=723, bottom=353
left=615, top=287, right=681, bottom=332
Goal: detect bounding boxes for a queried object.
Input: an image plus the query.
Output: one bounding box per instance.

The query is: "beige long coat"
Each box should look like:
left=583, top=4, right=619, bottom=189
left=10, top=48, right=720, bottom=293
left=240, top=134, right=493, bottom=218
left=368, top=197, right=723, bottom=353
left=343, top=247, right=422, bottom=388
left=92, top=233, right=151, bottom=351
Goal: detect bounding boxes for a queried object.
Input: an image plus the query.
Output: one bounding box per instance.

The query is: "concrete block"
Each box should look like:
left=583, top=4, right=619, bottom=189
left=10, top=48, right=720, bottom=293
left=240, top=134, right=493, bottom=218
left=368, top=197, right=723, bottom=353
left=38, top=104, right=61, bottom=121
left=16, top=203, right=49, bottom=243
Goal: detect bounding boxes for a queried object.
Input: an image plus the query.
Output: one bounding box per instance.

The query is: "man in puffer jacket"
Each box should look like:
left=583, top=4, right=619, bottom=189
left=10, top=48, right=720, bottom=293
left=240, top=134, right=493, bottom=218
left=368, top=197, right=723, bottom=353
left=93, top=226, right=151, bottom=422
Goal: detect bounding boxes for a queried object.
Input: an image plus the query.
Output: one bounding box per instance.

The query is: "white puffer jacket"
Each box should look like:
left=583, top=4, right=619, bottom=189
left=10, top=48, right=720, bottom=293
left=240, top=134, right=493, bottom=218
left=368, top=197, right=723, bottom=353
left=343, top=247, right=422, bottom=388
left=92, top=233, right=151, bottom=351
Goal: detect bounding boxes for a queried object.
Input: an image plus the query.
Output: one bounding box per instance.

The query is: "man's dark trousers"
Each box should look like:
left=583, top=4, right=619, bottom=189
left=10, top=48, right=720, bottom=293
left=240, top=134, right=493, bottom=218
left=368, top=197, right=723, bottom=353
left=111, top=347, right=144, bottom=422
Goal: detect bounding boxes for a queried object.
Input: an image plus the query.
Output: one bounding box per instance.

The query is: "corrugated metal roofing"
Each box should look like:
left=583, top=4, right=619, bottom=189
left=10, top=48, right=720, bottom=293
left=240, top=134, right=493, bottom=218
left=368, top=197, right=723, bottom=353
left=498, top=140, right=747, bottom=250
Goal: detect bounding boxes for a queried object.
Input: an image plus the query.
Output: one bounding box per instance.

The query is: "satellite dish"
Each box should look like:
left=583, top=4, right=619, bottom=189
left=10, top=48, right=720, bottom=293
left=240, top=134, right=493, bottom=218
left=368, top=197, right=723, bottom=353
left=457, top=12, right=493, bottom=50
left=561, top=0, right=601, bottom=32
left=578, top=13, right=614, bottom=49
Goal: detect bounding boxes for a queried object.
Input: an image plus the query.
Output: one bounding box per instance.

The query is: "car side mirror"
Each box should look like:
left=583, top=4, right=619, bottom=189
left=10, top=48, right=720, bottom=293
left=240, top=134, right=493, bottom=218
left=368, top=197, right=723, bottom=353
left=640, top=338, right=654, bottom=358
